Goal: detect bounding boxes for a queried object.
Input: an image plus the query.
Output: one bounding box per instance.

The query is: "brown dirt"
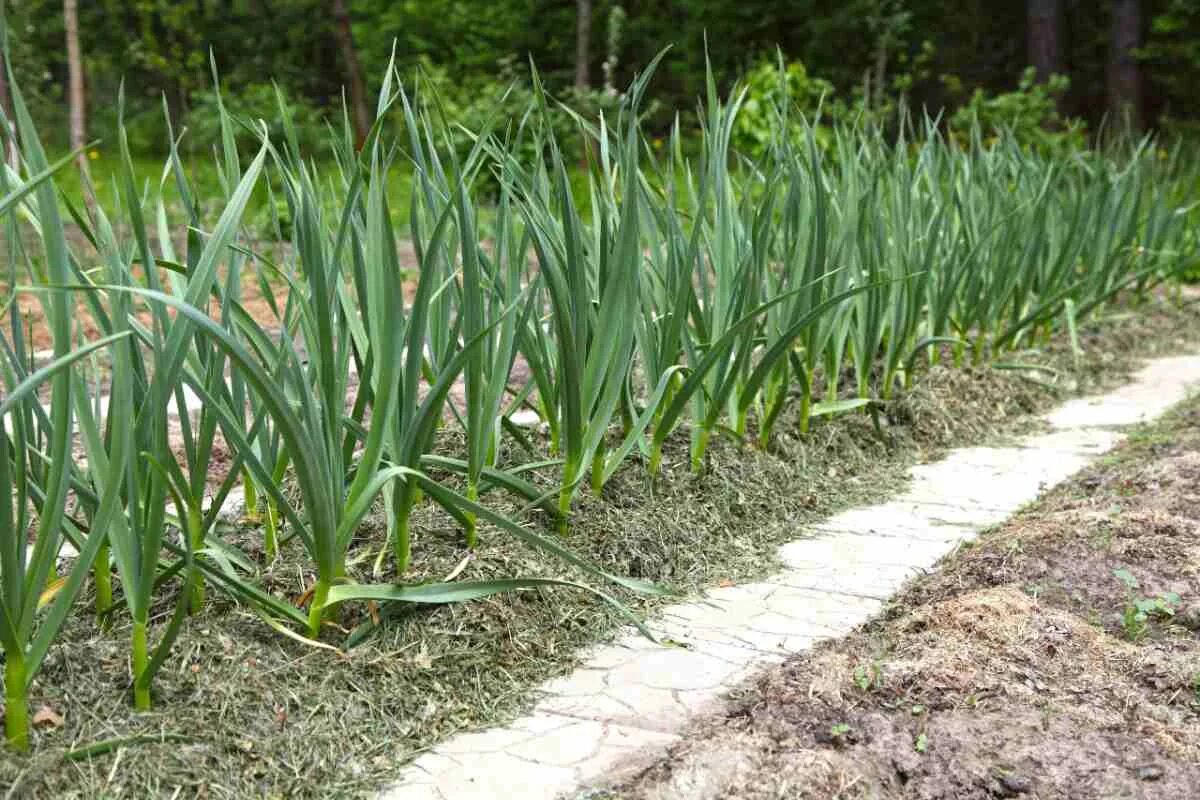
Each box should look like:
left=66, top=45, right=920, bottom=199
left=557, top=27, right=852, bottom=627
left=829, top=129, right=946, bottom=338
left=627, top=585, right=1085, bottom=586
left=2, top=264, right=288, bottom=354
left=2, top=234, right=423, bottom=353
left=603, top=400, right=1200, bottom=800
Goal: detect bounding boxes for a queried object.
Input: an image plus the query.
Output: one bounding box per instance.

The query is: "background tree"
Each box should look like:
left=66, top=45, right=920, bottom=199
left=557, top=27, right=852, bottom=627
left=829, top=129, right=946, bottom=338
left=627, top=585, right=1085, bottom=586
left=1108, top=0, right=1143, bottom=129
left=332, top=0, right=370, bottom=145
left=575, top=0, right=592, bottom=90
left=1136, top=0, right=1200, bottom=127
left=1, top=0, right=1197, bottom=154
left=1028, top=0, right=1064, bottom=83
left=63, top=0, right=85, bottom=169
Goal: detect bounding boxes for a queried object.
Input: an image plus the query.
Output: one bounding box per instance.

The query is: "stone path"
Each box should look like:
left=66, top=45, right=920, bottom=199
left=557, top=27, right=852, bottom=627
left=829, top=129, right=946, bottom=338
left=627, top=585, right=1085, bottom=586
left=379, top=353, right=1200, bottom=800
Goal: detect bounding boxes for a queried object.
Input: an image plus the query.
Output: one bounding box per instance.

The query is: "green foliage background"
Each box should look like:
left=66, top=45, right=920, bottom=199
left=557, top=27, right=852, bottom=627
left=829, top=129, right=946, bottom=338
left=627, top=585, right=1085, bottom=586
left=5, top=0, right=1200, bottom=156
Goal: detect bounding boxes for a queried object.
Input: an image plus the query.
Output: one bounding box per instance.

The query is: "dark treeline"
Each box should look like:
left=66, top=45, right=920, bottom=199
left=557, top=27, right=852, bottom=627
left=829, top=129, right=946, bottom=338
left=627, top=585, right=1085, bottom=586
left=6, top=0, right=1199, bottom=153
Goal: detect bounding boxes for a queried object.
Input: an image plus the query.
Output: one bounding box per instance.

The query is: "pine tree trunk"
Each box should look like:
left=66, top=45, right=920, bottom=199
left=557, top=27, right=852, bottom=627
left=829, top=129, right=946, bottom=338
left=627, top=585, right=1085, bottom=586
left=1108, top=0, right=1142, bottom=131
left=1027, top=0, right=1063, bottom=82
left=331, top=0, right=371, bottom=148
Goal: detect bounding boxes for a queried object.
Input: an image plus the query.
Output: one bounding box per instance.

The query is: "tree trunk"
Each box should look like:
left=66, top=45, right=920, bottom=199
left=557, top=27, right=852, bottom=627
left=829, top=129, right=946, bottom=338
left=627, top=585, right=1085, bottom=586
left=1108, top=0, right=1142, bottom=131
left=872, top=38, right=888, bottom=112
left=64, top=0, right=86, bottom=169
left=574, top=0, right=592, bottom=90
left=331, top=0, right=370, bottom=147
left=1027, top=0, right=1063, bottom=82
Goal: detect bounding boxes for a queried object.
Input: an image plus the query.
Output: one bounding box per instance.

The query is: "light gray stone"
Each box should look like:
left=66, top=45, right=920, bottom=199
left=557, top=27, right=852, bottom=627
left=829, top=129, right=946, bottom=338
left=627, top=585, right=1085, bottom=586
left=377, top=352, right=1200, bottom=800
left=1020, top=427, right=1125, bottom=456
left=810, top=504, right=974, bottom=542
left=1044, top=355, right=1200, bottom=429
left=379, top=717, right=677, bottom=800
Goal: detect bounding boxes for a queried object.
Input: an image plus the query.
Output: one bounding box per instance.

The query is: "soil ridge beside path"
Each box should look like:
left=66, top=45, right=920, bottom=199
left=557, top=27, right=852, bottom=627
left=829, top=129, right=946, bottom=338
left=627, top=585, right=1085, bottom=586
left=380, top=353, right=1200, bottom=800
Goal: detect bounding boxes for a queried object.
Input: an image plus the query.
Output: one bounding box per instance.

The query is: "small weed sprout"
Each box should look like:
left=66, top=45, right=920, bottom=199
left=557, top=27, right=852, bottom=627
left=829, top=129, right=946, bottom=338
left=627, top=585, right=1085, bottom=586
left=1113, top=568, right=1181, bottom=640
left=853, top=661, right=884, bottom=692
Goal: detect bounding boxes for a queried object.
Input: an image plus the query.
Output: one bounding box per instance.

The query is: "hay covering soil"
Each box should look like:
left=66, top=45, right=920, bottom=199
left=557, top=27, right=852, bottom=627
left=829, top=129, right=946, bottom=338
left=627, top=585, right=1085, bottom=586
left=1, top=293, right=1197, bottom=798
left=599, top=357, right=1200, bottom=800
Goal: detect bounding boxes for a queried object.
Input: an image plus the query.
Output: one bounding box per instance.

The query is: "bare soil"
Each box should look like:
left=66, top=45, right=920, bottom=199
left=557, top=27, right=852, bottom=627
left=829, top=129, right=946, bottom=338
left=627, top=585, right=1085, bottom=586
left=601, top=399, right=1200, bottom=800
left=1, top=235, right=423, bottom=352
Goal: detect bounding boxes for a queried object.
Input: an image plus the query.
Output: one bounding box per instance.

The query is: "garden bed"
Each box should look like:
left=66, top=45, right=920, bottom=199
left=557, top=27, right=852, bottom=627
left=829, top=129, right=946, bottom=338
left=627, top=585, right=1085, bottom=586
left=1, top=293, right=1196, bottom=799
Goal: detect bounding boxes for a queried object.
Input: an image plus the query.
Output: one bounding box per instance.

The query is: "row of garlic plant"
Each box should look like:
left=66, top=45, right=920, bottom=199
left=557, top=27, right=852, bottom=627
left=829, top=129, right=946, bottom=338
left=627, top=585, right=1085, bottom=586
left=1, top=51, right=1196, bottom=751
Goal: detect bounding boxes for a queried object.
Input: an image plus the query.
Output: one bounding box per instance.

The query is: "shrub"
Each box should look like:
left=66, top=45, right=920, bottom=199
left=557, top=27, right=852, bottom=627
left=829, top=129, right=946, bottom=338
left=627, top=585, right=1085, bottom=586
left=186, top=82, right=328, bottom=156
left=946, top=67, right=1086, bottom=153
left=732, top=57, right=835, bottom=158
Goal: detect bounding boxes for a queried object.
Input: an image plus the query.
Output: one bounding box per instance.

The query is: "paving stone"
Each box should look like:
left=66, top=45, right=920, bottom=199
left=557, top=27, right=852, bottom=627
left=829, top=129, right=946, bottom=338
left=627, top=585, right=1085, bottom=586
left=759, top=584, right=887, bottom=623
left=206, top=486, right=246, bottom=520
left=572, top=631, right=662, bottom=671
left=1044, top=355, right=1200, bottom=429
left=565, top=719, right=679, bottom=780
left=540, top=679, right=689, bottom=730
left=541, top=668, right=610, bottom=698
left=409, top=750, right=577, bottom=800
left=916, top=445, right=1030, bottom=471
left=436, top=714, right=571, bottom=756
left=1045, top=397, right=1155, bottom=429
left=377, top=782, right=441, bottom=800
left=384, top=716, right=677, bottom=800
left=777, top=531, right=955, bottom=571
left=908, top=447, right=1090, bottom=499
left=810, top=504, right=974, bottom=542
left=742, top=608, right=853, bottom=640
left=509, top=408, right=542, bottom=428
left=769, top=556, right=921, bottom=600
left=378, top=353, right=1200, bottom=800
left=608, top=644, right=743, bottom=692
left=505, top=714, right=634, bottom=767
left=1020, top=427, right=1125, bottom=456
left=900, top=453, right=1074, bottom=512
left=649, top=612, right=817, bottom=657
left=406, top=752, right=463, bottom=779
left=889, top=498, right=1014, bottom=527
left=654, top=585, right=769, bottom=623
